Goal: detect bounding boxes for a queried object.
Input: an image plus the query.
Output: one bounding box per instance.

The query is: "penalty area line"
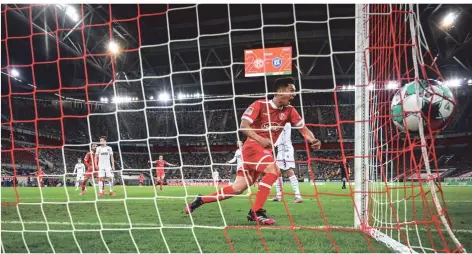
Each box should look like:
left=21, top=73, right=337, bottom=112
left=1, top=221, right=472, bottom=234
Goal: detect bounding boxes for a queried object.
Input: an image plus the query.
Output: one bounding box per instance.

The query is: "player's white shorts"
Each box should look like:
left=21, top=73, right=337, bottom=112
left=76, top=175, right=85, bottom=181
left=276, top=148, right=295, bottom=170
left=98, top=168, right=113, bottom=178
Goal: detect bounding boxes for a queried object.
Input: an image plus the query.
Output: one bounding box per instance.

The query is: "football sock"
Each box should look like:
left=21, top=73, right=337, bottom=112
left=81, top=180, right=87, bottom=191
left=160, top=179, right=163, bottom=190
left=99, top=180, right=103, bottom=193
left=253, top=173, right=278, bottom=211
left=274, top=177, right=283, bottom=198
left=289, top=175, right=301, bottom=199
left=201, top=186, right=234, bottom=203
left=109, top=178, right=113, bottom=192
left=342, top=180, right=346, bottom=188
left=75, top=182, right=79, bottom=188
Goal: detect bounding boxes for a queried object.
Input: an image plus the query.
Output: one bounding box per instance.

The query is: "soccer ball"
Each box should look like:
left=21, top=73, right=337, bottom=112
left=390, top=79, right=455, bottom=133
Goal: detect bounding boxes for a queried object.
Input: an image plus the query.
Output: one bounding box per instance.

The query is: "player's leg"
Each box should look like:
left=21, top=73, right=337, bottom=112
left=160, top=174, right=165, bottom=190
left=185, top=172, right=252, bottom=214
left=98, top=168, right=105, bottom=196
left=107, top=170, right=115, bottom=195
left=286, top=168, right=302, bottom=203
left=342, top=177, right=346, bottom=189
left=273, top=158, right=285, bottom=201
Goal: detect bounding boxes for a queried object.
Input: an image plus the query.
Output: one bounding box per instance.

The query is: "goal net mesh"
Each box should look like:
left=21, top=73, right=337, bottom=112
left=0, top=3, right=465, bottom=253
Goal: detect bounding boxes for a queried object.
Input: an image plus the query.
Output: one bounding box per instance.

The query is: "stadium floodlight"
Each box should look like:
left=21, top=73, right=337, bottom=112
left=149, top=96, right=154, bottom=100
left=158, top=92, right=170, bottom=102
left=441, top=12, right=457, bottom=28
left=10, top=69, right=19, bottom=77
left=104, top=97, right=108, bottom=103
left=194, top=92, right=200, bottom=98
left=56, top=4, right=79, bottom=22
left=177, top=93, right=185, bottom=100
left=468, top=79, right=472, bottom=85
left=444, top=79, right=461, bottom=87
left=108, top=41, right=120, bottom=55
left=386, top=81, right=399, bottom=90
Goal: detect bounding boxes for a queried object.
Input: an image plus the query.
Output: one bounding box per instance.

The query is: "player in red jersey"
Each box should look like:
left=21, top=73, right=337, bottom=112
left=80, top=143, right=97, bottom=195
left=139, top=173, right=144, bottom=187
left=155, top=155, right=177, bottom=190
left=185, top=77, right=321, bottom=225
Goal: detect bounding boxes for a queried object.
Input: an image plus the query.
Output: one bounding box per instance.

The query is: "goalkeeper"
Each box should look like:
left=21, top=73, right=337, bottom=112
left=185, top=77, right=321, bottom=225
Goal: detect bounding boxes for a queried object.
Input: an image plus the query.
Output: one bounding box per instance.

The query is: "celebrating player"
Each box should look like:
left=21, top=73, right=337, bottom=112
left=80, top=143, right=97, bottom=195
left=185, top=77, right=321, bottom=225
left=95, top=136, right=115, bottom=196
left=155, top=155, right=177, bottom=191
left=226, top=141, right=243, bottom=169
left=337, top=161, right=351, bottom=189
left=74, top=158, right=86, bottom=191
left=272, top=122, right=302, bottom=203
left=139, top=173, right=144, bottom=187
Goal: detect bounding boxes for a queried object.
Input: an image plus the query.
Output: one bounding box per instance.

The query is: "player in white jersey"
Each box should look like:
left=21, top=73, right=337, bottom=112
left=212, top=171, right=220, bottom=182
left=95, top=136, right=115, bottom=196
left=74, top=158, right=86, bottom=191
left=273, top=123, right=302, bottom=203
left=226, top=141, right=243, bottom=170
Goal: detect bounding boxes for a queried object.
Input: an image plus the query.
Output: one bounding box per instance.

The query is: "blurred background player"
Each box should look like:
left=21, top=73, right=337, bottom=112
left=273, top=122, right=302, bottom=203
left=80, top=143, right=97, bottom=195
left=155, top=155, right=177, bottom=190
left=226, top=141, right=243, bottom=170
left=95, top=137, right=115, bottom=196
left=212, top=170, right=220, bottom=183
left=36, top=168, right=43, bottom=187
left=185, top=77, right=321, bottom=225
left=337, top=161, right=351, bottom=189
left=139, top=173, right=144, bottom=187
left=74, top=158, right=86, bottom=191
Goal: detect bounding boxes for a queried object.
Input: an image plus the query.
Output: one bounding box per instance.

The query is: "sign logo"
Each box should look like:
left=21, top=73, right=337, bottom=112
left=254, top=58, right=264, bottom=69
left=272, top=57, right=282, bottom=68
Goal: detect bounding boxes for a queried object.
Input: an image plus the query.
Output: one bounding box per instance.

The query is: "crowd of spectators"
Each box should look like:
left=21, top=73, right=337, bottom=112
left=2, top=93, right=472, bottom=184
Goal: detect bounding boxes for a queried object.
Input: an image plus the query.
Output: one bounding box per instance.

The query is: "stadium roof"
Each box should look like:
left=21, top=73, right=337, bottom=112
left=1, top=4, right=471, bottom=101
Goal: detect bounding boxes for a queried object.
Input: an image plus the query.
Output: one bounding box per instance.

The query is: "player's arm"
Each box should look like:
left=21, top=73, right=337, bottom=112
left=227, top=153, right=237, bottom=164
left=165, top=161, right=177, bottom=167
left=94, top=149, right=99, bottom=170
left=84, top=154, right=91, bottom=167
left=73, top=165, right=77, bottom=174
left=240, top=101, right=271, bottom=148
left=290, top=107, right=321, bottom=149
left=110, top=148, right=115, bottom=170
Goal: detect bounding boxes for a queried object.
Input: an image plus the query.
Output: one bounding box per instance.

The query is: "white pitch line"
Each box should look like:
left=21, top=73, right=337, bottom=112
left=1, top=221, right=471, bottom=234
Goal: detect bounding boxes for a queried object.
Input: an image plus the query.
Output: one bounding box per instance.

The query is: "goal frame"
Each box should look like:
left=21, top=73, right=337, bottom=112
left=353, top=5, right=415, bottom=252
left=353, top=4, right=465, bottom=253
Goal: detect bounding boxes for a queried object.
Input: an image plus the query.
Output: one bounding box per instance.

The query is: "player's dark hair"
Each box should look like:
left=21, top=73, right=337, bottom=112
left=273, top=77, right=295, bottom=91
left=100, top=136, right=107, bottom=141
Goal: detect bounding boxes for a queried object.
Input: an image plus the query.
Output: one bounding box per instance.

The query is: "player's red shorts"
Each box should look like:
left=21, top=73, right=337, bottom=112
left=85, top=168, right=97, bottom=178
left=156, top=169, right=165, bottom=178
left=237, top=139, right=275, bottom=184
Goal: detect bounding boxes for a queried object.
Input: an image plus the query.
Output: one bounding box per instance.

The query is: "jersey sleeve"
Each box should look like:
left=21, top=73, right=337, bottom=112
left=108, top=146, right=113, bottom=154
left=241, top=101, right=261, bottom=124
left=290, top=107, right=304, bottom=127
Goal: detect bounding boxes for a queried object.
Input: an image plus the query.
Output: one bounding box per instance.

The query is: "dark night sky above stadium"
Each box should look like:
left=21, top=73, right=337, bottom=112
left=1, top=4, right=471, bottom=103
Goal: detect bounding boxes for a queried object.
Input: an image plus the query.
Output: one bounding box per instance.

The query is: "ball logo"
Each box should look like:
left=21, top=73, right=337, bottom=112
left=254, top=58, right=264, bottom=69
left=279, top=113, right=286, bottom=120
left=272, top=57, right=282, bottom=68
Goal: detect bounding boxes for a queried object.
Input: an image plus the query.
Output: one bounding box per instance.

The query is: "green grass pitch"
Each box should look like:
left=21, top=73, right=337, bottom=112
left=1, top=183, right=471, bottom=253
